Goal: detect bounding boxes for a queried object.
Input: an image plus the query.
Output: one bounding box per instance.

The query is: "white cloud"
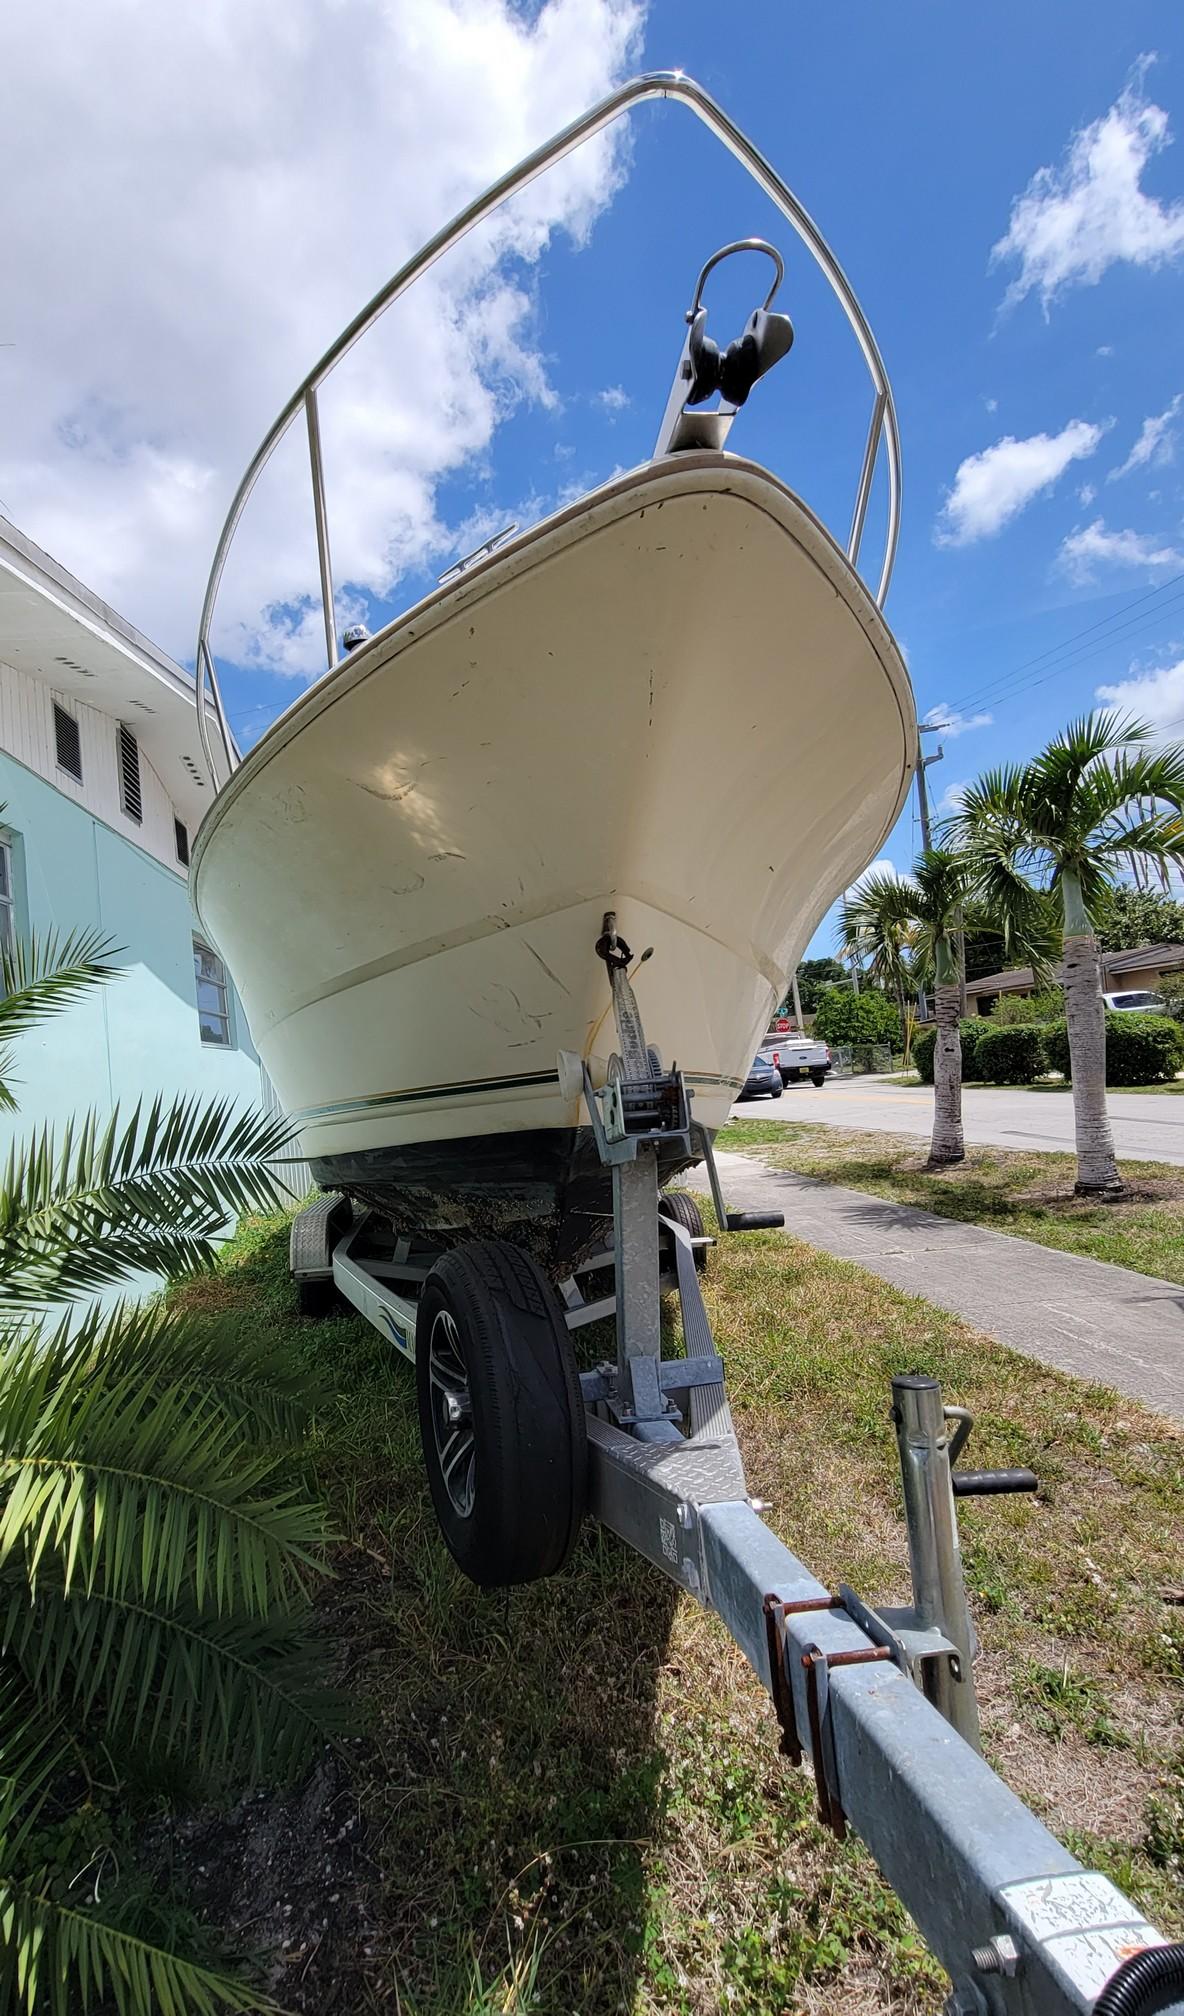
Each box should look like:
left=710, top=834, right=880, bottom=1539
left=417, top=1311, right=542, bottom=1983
left=1107, top=393, right=1183, bottom=480
left=596, top=385, right=630, bottom=413
left=1097, top=344, right=1115, bottom=358
left=935, top=419, right=1107, bottom=545
left=937, top=780, right=968, bottom=817
left=1078, top=483, right=1097, bottom=505
left=992, top=59, right=1184, bottom=313
left=0, top=0, right=643, bottom=674
left=923, top=702, right=993, bottom=740
left=1096, top=655, right=1184, bottom=738
left=1059, top=518, right=1184, bottom=582
left=847, top=858, right=900, bottom=897
left=984, top=397, right=998, bottom=413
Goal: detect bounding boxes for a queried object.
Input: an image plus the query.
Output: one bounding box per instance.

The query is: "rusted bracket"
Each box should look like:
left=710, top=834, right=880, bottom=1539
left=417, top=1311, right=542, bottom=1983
left=802, top=1640, right=893, bottom=1838
left=763, top=1591, right=893, bottom=1838
left=761, top=1592, right=844, bottom=1765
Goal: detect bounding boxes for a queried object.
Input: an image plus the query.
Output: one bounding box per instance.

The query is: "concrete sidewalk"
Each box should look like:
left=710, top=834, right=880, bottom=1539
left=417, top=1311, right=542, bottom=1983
left=688, top=1149, right=1184, bottom=1419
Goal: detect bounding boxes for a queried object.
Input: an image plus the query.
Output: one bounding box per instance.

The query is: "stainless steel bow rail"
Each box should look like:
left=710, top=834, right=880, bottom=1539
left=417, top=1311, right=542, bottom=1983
left=290, top=914, right=1184, bottom=2016
left=194, top=69, right=903, bottom=787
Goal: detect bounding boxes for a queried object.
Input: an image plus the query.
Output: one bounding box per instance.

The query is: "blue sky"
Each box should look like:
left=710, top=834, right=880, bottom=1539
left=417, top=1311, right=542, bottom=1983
left=231, top=3, right=1184, bottom=955
left=6, top=0, right=1183, bottom=959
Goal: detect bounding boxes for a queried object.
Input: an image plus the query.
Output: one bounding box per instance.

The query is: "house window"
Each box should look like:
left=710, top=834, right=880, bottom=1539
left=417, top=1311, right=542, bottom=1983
left=174, top=818, right=190, bottom=867
left=0, top=840, right=14, bottom=961
left=117, top=722, right=142, bottom=823
left=193, top=937, right=232, bottom=1047
left=53, top=703, right=83, bottom=783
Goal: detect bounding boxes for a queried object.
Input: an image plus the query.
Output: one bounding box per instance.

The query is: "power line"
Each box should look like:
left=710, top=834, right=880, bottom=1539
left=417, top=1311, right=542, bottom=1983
left=941, top=569, right=1184, bottom=716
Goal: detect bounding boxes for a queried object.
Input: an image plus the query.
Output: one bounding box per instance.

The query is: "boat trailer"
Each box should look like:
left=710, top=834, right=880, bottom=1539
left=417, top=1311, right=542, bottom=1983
left=291, top=926, right=1184, bottom=2016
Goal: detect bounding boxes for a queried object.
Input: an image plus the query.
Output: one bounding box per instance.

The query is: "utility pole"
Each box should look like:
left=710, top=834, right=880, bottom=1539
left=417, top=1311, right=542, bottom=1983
left=917, top=719, right=968, bottom=1013
left=916, top=722, right=945, bottom=852
left=915, top=723, right=948, bottom=1021
left=790, top=968, right=804, bottom=1031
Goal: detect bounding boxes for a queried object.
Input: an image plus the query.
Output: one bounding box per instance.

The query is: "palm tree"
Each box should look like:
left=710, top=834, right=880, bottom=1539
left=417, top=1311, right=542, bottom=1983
left=0, top=925, right=332, bottom=2011
left=840, top=852, right=970, bottom=1165
left=948, top=711, right=1184, bottom=1195
left=836, top=877, right=917, bottom=1032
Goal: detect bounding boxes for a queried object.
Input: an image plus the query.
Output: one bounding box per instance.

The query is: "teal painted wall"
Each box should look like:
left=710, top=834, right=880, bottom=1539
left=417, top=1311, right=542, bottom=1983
left=0, top=750, right=263, bottom=1148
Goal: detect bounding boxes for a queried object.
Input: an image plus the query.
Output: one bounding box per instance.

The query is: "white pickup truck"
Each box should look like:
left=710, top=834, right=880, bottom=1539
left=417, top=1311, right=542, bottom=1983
left=758, top=1027, right=832, bottom=1087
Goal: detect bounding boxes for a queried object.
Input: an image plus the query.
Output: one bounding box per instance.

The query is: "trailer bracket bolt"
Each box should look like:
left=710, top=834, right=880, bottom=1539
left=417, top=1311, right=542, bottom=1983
left=972, top=1935, right=1021, bottom=1977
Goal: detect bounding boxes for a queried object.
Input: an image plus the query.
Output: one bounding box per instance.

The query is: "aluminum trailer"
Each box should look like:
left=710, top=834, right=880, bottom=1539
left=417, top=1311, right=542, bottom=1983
left=292, top=927, right=1184, bottom=2016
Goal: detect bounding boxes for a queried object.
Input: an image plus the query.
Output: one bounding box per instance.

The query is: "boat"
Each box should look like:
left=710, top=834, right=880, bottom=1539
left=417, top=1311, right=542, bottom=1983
left=191, top=71, right=915, bottom=1271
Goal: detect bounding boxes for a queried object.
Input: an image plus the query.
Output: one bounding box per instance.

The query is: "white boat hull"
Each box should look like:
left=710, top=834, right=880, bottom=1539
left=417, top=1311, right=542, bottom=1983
left=193, top=453, right=914, bottom=1261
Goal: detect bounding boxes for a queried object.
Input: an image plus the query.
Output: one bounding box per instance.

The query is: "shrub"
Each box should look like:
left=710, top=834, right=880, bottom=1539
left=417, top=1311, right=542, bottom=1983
left=1159, top=973, right=1184, bottom=1024
left=913, top=1018, right=987, bottom=1085
left=976, top=1024, right=1047, bottom=1085
left=990, top=987, right=1063, bottom=1027
left=813, top=986, right=900, bottom=1048
left=1043, top=1012, right=1184, bottom=1085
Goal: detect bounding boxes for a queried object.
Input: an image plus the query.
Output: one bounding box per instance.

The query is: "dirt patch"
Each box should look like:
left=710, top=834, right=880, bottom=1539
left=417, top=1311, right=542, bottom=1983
left=144, top=1754, right=373, bottom=2013
left=1014, top=1179, right=1184, bottom=1207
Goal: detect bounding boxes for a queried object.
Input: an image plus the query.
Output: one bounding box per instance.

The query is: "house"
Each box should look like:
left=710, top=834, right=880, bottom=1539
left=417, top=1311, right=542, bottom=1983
left=965, top=944, right=1184, bottom=1016
left=0, top=513, right=267, bottom=1144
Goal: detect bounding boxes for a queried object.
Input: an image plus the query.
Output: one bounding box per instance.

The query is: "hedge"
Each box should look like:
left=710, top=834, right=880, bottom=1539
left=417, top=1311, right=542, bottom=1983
left=813, top=986, right=901, bottom=1048
left=975, top=1024, right=1046, bottom=1085
left=913, top=1019, right=989, bottom=1084
left=1043, top=1012, right=1184, bottom=1086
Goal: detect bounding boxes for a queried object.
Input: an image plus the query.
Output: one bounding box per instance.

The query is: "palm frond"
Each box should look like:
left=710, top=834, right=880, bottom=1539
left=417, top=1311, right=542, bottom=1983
left=28, top=1303, right=322, bottom=1445
left=0, top=1318, right=329, bottom=1615
left=0, top=1876, right=283, bottom=2014
left=2, top=1583, right=345, bottom=1784
left=0, top=930, right=123, bottom=1049
left=0, top=1097, right=295, bottom=1307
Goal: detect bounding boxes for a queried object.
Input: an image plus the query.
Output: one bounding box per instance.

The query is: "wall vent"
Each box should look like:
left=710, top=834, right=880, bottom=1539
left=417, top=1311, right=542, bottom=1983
left=53, top=703, right=83, bottom=782
left=117, top=722, right=143, bottom=823
left=174, top=818, right=190, bottom=867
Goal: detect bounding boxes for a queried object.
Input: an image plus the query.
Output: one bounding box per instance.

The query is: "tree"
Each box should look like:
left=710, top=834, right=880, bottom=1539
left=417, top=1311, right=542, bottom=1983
left=840, top=853, right=973, bottom=1165
left=782, top=958, right=846, bottom=1014
left=835, top=878, right=917, bottom=1029
left=949, top=712, right=1184, bottom=1194
left=812, top=985, right=900, bottom=1049
left=1095, top=883, right=1184, bottom=952
left=0, top=925, right=330, bottom=2012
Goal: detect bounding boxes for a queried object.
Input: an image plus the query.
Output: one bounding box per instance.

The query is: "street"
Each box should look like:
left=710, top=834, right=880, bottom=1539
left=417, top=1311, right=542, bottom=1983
left=733, top=1073, right=1184, bottom=1166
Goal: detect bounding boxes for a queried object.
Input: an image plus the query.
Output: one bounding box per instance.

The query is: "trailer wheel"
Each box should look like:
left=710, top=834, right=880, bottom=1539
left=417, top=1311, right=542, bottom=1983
left=416, top=1240, right=587, bottom=1588
left=660, top=1189, right=707, bottom=1270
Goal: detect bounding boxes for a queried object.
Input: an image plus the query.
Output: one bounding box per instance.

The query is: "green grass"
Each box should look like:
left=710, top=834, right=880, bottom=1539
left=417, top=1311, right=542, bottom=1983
left=883, top=1072, right=1184, bottom=1093
left=720, top=1119, right=1184, bottom=1284
left=168, top=1205, right=1184, bottom=2014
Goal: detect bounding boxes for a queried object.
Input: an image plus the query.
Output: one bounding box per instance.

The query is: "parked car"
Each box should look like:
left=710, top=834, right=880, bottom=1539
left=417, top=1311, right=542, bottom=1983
left=758, top=1030, right=831, bottom=1087
left=739, top=1054, right=783, bottom=1100
left=1102, top=989, right=1166, bottom=1013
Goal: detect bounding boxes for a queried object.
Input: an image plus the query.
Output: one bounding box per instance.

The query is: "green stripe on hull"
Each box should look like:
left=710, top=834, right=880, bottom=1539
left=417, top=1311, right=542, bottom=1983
left=292, top=1069, right=741, bottom=1126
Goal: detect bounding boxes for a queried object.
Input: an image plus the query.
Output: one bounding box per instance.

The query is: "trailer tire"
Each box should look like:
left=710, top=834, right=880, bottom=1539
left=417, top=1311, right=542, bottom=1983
left=659, top=1189, right=707, bottom=1270
left=416, top=1240, right=587, bottom=1588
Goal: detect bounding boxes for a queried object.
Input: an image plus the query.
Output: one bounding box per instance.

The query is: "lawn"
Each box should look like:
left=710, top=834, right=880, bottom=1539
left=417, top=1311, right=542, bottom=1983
left=720, top=1119, right=1184, bottom=1284
left=885, top=1072, right=1184, bottom=1093
left=167, top=1205, right=1184, bottom=2015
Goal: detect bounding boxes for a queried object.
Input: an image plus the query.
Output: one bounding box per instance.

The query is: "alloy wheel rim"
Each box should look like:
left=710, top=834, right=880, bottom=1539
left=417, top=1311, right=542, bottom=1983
left=427, top=1308, right=475, bottom=1518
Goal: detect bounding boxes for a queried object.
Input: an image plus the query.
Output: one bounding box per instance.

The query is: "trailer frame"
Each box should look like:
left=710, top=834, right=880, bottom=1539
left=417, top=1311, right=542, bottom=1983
left=291, top=926, right=1184, bottom=2016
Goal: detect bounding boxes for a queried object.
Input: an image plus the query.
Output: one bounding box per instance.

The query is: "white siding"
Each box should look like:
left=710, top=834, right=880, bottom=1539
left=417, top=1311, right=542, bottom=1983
left=0, top=656, right=185, bottom=875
